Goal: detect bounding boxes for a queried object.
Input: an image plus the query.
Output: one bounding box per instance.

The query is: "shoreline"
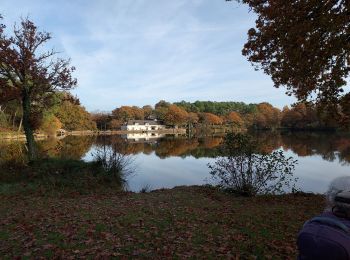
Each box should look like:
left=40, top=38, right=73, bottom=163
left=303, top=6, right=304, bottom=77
left=0, top=128, right=187, bottom=140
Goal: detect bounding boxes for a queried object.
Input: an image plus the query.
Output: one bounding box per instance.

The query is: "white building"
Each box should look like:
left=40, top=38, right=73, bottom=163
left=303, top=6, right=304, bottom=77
left=123, top=132, right=164, bottom=142
left=121, top=120, right=165, bottom=131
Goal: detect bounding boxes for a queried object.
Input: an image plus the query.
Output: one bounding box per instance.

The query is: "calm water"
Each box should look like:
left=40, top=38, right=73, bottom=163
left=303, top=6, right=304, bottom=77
left=1, top=131, right=350, bottom=193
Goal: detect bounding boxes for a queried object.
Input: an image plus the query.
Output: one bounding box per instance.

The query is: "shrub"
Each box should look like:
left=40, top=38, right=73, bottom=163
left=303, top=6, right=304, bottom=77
left=208, top=133, right=297, bottom=196
left=92, top=143, right=134, bottom=179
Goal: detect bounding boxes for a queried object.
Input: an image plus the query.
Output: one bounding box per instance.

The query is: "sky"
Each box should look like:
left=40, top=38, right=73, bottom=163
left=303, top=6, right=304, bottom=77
left=1, top=0, right=296, bottom=112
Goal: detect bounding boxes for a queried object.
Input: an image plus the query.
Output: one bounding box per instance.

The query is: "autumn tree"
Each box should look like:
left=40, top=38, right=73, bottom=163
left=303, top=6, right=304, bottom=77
left=0, top=17, right=77, bottom=160
left=56, top=101, right=96, bottom=131
left=187, top=112, right=199, bottom=125
left=235, top=0, right=350, bottom=122
left=163, top=105, right=188, bottom=127
left=252, top=103, right=281, bottom=130
left=112, top=106, right=144, bottom=122
left=281, top=102, right=319, bottom=129
left=225, top=111, right=244, bottom=128
left=199, top=112, right=223, bottom=125
left=109, top=119, right=123, bottom=130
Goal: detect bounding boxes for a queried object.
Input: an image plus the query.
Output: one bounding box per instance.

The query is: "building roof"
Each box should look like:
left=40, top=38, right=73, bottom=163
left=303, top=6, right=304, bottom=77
left=126, top=120, right=163, bottom=126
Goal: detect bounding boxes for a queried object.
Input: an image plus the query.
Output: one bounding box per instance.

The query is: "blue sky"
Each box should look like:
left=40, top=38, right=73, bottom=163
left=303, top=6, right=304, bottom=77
left=2, top=0, right=296, bottom=112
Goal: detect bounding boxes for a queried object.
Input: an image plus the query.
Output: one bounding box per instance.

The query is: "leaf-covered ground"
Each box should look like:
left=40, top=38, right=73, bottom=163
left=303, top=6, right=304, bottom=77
left=0, top=186, right=324, bottom=259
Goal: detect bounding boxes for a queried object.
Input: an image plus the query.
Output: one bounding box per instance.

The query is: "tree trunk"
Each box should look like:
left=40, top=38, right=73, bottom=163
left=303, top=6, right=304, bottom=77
left=12, top=109, right=18, bottom=128
left=18, top=117, right=23, bottom=132
left=22, top=92, right=36, bottom=161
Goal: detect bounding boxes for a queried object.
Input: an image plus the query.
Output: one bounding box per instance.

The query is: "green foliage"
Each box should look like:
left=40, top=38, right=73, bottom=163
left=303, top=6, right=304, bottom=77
left=174, top=100, right=257, bottom=115
left=56, top=101, right=96, bottom=131
left=208, top=133, right=298, bottom=196
left=154, top=100, right=171, bottom=121
left=40, top=114, right=62, bottom=136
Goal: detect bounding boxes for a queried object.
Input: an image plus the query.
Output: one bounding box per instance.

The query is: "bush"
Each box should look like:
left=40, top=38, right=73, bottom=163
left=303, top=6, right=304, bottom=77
left=93, top=144, right=134, bottom=178
left=208, top=133, right=297, bottom=196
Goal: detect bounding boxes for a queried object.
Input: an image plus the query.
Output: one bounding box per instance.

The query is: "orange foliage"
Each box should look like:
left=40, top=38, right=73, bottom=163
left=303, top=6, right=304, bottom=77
left=254, top=103, right=281, bottom=129
left=112, top=106, right=144, bottom=122
left=200, top=113, right=223, bottom=125
left=225, top=112, right=244, bottom=127
left=187, top=112, right=199, bottom=124
left=164, top=105, right=188, bottom=126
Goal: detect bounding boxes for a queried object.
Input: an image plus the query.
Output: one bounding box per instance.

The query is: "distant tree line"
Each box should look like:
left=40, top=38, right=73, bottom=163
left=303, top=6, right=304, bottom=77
left=90, top=100, right=344, bottom=131
left=2, top=95, right=343, bottom=135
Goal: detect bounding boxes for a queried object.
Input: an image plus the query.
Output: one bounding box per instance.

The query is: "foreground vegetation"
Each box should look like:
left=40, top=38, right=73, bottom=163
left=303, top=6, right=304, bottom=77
left=0, top=132, right=332, bottom=258
left=0, top=186, right=323, bottom=258
left=0, top=158, right=126, bottom=196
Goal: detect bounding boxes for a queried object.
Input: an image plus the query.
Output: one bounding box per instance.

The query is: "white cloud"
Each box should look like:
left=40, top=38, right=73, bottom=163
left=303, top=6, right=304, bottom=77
left=2, top=0, right=296, bottom=111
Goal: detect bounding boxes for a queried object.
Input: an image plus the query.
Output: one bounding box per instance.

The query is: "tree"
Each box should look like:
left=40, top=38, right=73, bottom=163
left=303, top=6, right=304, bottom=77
left=56, top=101, right=96, bottom=131
left=142, top=105, right=153, bottom=119
left=112, top=106, right=144, bottom=122
left=281, top=102, right=319, bottom=129
left=154, top=100, right=171, bottom=121
left=237, top=0, right=349, bottom=121
left=0, top=17, right=77, bottom=160
left=40, top=114, right=62, bottom=136
left=225, top=111, right=244, bottom=128
left=187, top=112, right=199, bottom=125
left=91, top=112, right=111, bottom=130
left=163, top=105, right=188, bottom=127
left=109, top=119, right=123, bottom=130
left=252, top=103, right=281, bottom=129
left=340, top=94, right=350, bottom=128
left=199, top=112, right=223, bottom=125
left=174, top=100, right=257, bottom=115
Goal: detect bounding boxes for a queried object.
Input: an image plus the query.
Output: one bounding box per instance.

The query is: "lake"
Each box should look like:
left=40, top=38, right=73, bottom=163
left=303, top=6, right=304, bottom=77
left=1, top=131, right=350, bottom=193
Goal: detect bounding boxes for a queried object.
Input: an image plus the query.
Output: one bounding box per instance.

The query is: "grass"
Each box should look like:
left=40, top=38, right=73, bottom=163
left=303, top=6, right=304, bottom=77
left=0, top=186, right=324, bottom=259
left=0, top=158, right=125, bottom=196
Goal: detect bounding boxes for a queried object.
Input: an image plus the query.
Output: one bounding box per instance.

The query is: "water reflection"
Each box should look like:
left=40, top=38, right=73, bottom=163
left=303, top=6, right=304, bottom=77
left=93, top=132, right=350, bottom=164
left=0, top=136, right=96, bottom=164
left=1, top=131, right=350, bottom=193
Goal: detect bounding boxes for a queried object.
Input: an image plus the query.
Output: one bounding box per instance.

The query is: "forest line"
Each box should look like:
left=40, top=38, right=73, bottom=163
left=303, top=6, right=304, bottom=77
left=1, top=93, right=344, bottom=137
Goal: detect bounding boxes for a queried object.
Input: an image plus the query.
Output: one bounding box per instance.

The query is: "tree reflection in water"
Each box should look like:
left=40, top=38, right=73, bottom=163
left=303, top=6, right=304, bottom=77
left=0, top=136, right=96, bottom=166
left=94, top=132, right=350, bottom=165
left=1, top=131, right=350, bottom=165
